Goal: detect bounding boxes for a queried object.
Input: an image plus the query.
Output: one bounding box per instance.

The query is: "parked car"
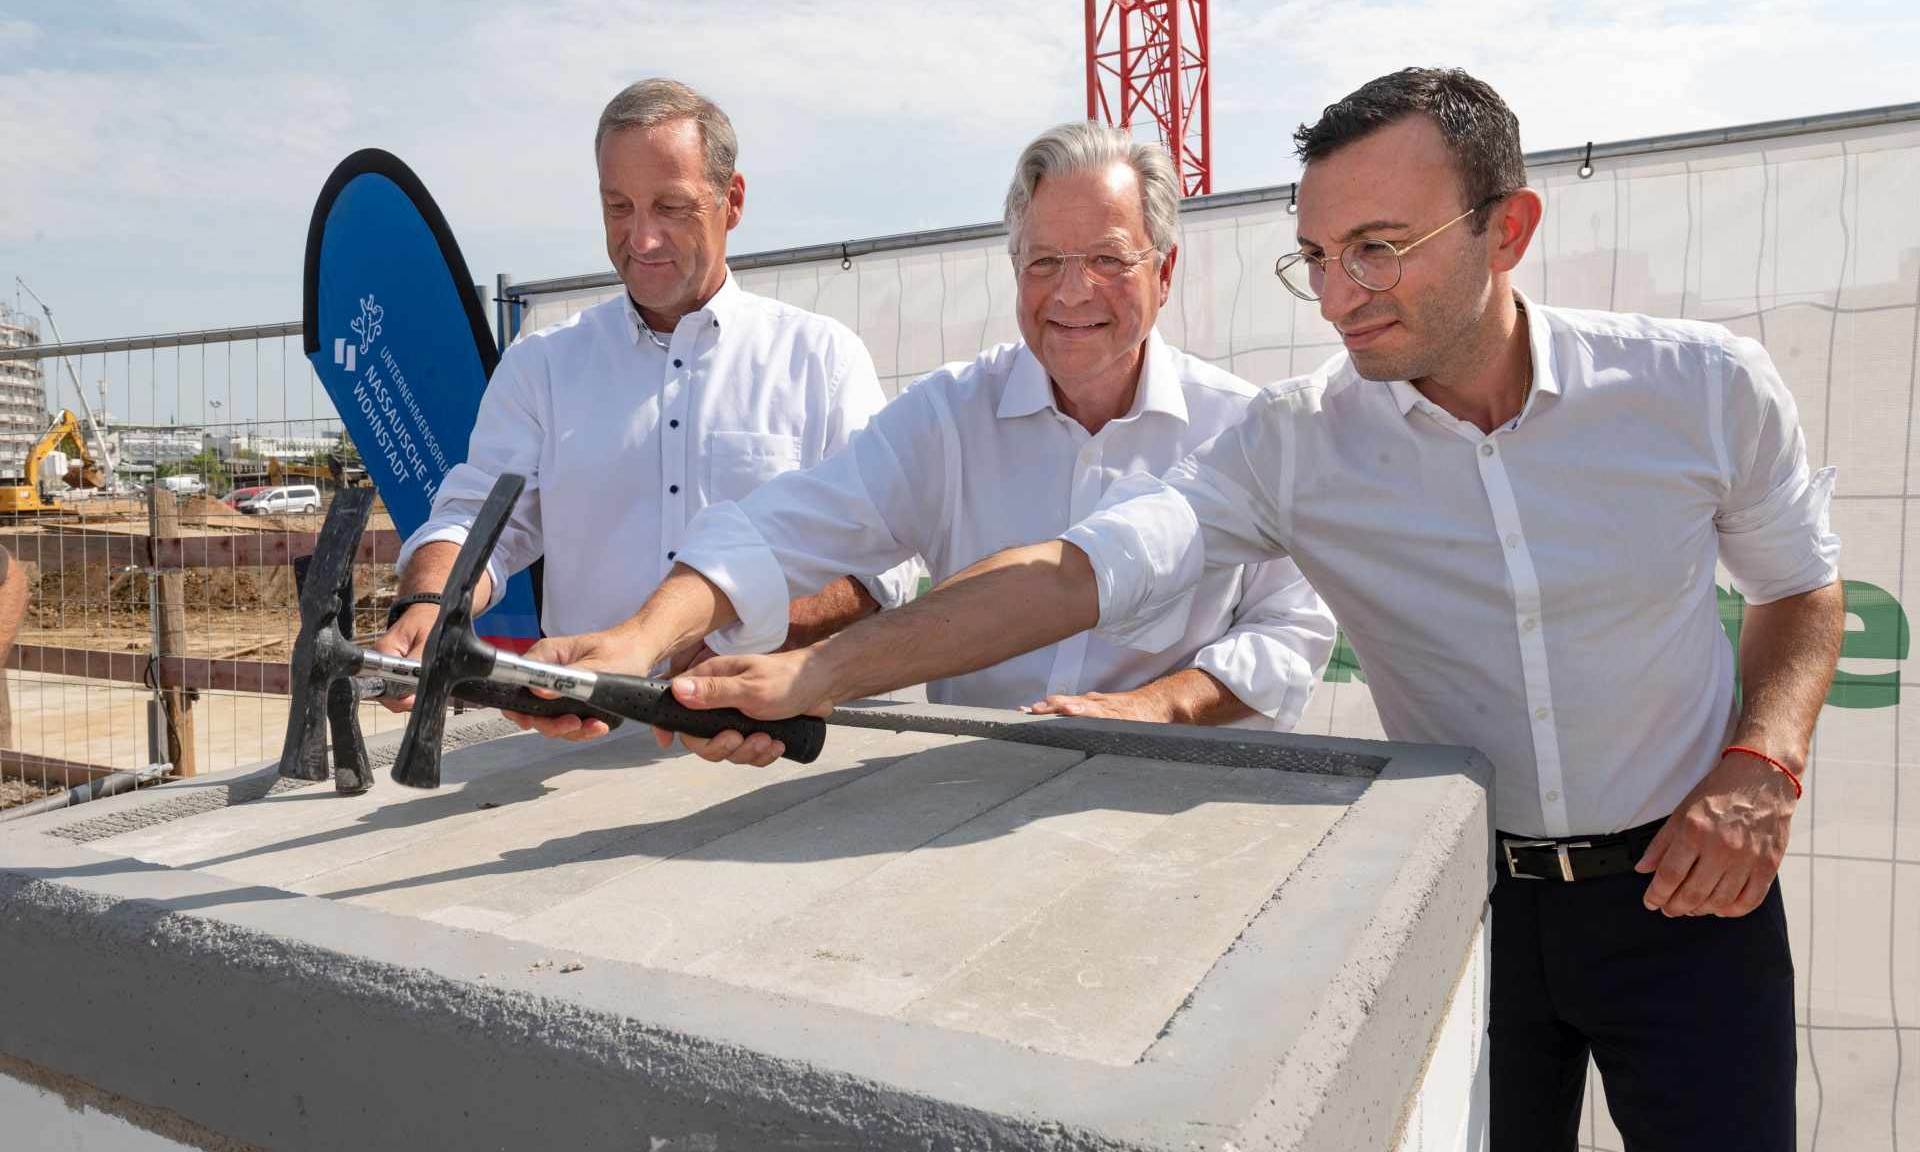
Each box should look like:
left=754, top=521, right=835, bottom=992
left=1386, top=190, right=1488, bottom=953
left=223, top=486, right=267, bottom=510
left=238, top=485, right=322, bottom=515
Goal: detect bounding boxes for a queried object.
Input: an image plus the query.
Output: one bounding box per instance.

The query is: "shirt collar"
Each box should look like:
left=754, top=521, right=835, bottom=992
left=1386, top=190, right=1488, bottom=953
left=1381, top=290, right=1561, bottom=419
left=623, top=268, right=743, bottom=345
left=996, top=330, right=1189, bottom=426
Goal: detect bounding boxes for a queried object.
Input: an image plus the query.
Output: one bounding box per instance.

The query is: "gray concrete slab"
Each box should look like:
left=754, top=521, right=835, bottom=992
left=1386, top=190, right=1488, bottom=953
left=0, top=702, right=1491, bottom=1152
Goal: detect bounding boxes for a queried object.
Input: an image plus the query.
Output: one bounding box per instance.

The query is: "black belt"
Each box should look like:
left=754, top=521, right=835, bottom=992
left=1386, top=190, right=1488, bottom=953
left=1497, top=818, right=1666, bottom=882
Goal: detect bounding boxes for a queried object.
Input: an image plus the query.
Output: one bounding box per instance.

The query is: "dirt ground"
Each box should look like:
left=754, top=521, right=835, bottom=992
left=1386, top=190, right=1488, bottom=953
left=24, top=563, right=398, bottom=662
left=0, top=776, right=59, bottom=809
left=7, top=500, right=400, bottom=663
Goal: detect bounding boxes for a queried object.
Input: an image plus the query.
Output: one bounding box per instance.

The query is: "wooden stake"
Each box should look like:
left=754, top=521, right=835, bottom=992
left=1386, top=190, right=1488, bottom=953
left=149, top=489, right=196, bottom=777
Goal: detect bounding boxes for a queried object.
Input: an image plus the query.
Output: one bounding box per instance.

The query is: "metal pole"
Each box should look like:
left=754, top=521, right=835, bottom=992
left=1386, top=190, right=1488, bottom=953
left=1085, top=0, right=1099, bottom=122
left=132, top=555, right=167, bottom=768
left=495, top=272, right=511, bottom=356
left=1167, top=0, right=1184, bottom=194
left=1193, top=0, right=1212, bottom=195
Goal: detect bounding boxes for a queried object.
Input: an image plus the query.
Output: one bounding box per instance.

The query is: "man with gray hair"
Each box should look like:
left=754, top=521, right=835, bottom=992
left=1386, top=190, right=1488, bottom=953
left=509, top=121, right=1335, bottom=762
left=375, top=78, right=911, bottom=692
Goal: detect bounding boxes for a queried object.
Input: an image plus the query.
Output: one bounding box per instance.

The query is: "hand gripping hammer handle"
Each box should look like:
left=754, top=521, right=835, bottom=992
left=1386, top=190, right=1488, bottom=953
left=391, top=470, right=827, bottom=789
left=483, top=647, right=827, bottom=764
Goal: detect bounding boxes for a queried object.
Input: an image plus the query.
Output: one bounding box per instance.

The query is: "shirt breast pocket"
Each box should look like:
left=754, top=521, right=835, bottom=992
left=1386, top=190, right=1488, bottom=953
left=706, top=430, right=802, bottom=504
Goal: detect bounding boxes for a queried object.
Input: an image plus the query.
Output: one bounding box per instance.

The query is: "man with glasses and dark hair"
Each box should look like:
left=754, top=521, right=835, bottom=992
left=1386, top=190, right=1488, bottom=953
left=507, top=120, right=1335, bottom=759
left=571, top=69, right=1842, bottom=1148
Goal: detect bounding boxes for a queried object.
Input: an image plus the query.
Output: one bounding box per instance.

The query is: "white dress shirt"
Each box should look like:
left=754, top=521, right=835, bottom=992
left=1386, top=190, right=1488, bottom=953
left=399, top=273, right=914, bottom=637
left=1066, top=296, right=1839, bottom=836
left=680, top=332, right=1337, bottom=728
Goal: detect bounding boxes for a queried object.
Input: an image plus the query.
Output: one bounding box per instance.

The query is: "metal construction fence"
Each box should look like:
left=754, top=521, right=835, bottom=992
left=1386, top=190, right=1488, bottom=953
left=2, top=100, right=1918, bottom=1150
left=0, top=325, right=411, bottom=817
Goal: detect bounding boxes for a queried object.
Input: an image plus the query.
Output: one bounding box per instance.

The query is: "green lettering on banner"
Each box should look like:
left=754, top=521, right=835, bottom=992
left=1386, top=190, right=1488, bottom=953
left=1321, top=579, right=1906, bottom=710
left=1717, top=584, right=1745, bottom=710
left=1830, top=579, right=1909, bottom=709
left=1717, top=579, right=1907, bottom=709
left=1323, top=630, right=1366, bottom=684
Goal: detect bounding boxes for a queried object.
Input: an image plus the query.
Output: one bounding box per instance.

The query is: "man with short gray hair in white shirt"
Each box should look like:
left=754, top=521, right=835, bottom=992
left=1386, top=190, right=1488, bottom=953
left=610, top=71, right=1843, bottom=1150
left=508, top=121, right=1335, bottom=759
left=375, top=78, right=910, bottom=694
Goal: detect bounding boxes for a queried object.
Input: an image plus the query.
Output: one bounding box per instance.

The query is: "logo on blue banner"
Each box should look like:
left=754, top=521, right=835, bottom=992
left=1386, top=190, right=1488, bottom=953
left=302, top=149, right=541, bottom=645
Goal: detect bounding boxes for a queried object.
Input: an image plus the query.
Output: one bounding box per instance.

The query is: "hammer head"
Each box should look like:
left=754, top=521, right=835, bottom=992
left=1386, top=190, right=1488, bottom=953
left=390, top=473, right=525, bottom=788
left=280, top=488, right=376, bottom=781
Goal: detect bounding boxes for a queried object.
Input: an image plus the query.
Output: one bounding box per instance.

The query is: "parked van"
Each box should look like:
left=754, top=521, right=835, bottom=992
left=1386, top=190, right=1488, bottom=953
left=158, top=474, right=207, bottom=496
left=238, top=485, right=321, bottom=515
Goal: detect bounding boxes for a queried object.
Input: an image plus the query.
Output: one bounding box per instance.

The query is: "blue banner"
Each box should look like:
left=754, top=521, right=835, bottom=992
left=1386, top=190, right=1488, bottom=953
left=302, top=149, right=539, bottom=646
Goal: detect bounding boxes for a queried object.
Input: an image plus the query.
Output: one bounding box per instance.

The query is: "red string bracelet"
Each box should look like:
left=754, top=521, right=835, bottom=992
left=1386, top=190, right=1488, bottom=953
left=1724, top=744, right=1804, bottom=799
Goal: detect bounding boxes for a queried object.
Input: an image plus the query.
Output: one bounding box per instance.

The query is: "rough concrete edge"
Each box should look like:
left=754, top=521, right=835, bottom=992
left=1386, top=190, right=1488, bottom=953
left=1241, top=751, right=1494, bottom=1151
left=1140, top=770, right=1376, bottom=1051
left=0, top=1052, right=266, bottom=1152
left=0, top=870, right=1143, bottom=1152
left=1382, top=912, right=1487, bottom=1151
left=1040, top=742, right=1489, bottom=1146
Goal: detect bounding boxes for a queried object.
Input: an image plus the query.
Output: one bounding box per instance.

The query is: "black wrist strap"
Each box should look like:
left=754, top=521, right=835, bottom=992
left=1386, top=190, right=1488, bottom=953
left=386, top=592, right=442, bottom=630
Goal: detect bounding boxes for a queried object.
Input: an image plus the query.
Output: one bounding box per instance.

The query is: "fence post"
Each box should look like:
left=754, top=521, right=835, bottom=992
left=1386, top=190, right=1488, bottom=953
left=148, top=488, right=196, bottom=776
left=495, top=272, right=512, bottom=354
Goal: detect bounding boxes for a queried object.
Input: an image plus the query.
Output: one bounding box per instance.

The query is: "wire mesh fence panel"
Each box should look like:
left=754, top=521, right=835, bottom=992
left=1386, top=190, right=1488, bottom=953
left=0, top=329, right=413, bottom=815
left=510, top=113, right=1920, bottom=1152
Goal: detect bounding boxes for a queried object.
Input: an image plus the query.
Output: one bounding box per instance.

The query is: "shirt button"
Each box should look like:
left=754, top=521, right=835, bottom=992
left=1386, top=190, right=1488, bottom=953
left=672, top=359, right=683, bottom=369
left=1479, top=443, right=1495, bottom=457
left=1535, top=706, right=1550, bottom=720
left=669, top=419, right=680, bottom=429
left=669, top=484, right=679, bottom=494
left=1545, top=790, right=1561, bottom=803
left=1503, top=533, right=1519, bottom=549
left=1521, top=616, right=1537, bottom=632
left=667, top=551, right=677, bottom=561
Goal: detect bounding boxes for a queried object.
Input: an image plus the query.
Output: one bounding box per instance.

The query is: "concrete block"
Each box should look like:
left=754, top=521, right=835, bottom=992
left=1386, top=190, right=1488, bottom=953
left=0, top=701, right=1492, bottom=1152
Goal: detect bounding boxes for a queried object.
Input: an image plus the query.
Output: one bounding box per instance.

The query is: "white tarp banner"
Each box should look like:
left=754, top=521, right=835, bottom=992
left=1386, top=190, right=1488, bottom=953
left=516, top=112, right=1920, bottom=1152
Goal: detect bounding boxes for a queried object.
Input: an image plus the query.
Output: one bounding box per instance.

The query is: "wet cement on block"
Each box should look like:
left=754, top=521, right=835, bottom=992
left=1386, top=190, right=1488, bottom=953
left=0, top=701, right=1492, bottom=1151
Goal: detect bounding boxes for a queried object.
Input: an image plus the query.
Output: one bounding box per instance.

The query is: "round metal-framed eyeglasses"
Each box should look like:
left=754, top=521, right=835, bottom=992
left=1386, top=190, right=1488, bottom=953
left=1014, top=246, right=1160, bottom=287
left=1273, top=194, right=1505, bottom=301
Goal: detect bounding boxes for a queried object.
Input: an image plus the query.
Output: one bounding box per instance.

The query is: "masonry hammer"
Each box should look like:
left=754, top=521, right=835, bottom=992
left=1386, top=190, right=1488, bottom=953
left=281, top=485, right=632, bottom=793
left=387, top=472, right=827, bottom=788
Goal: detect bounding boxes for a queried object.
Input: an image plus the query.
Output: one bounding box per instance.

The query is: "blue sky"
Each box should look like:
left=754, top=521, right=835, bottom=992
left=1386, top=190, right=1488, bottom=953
left=3, top=0, right=1917, bottom=347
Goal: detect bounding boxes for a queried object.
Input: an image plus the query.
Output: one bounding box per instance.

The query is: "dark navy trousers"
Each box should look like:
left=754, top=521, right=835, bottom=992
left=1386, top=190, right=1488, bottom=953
left=1489, top=867, right=1796, bottom=1151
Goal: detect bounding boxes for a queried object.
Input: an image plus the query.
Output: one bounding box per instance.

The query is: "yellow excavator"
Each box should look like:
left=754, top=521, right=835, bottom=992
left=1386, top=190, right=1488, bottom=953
left=0, top=410, right=108, bottom=514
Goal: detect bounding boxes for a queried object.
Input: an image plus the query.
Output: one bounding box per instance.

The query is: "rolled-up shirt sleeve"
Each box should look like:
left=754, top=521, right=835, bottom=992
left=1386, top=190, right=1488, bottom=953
left=683, top=378, right=950, bottom=655
left=1064, top=388, right=1295, bottom=652
left=1191, top=558, right=1336, bottom=729
left=1714, top=337, right=1840, bottom=604
left=395, top=348, right=547, bottom=611
left=1062, top=472, right=1206, bottom=652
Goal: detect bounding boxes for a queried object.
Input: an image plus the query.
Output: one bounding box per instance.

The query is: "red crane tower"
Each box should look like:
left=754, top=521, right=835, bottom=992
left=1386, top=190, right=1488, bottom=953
left=1084, top=0, right=1213, bottom=196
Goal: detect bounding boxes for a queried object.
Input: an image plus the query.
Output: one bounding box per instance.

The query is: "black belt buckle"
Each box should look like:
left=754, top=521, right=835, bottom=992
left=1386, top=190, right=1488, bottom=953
left=1503, top=838, right=1594, bottom=881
